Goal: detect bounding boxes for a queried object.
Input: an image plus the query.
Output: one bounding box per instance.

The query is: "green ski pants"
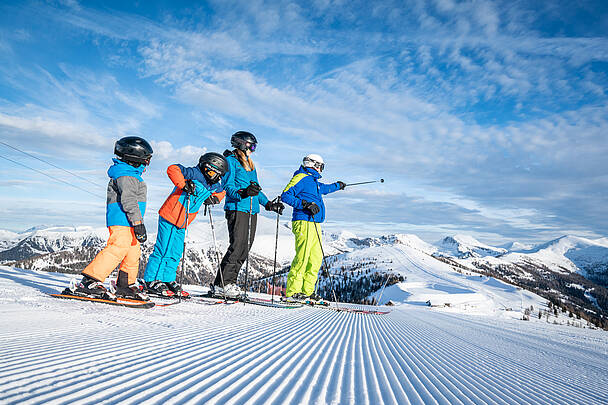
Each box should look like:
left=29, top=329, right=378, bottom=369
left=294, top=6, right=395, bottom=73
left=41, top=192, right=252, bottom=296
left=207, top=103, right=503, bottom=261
left=286, top=220, right=323, bottom=297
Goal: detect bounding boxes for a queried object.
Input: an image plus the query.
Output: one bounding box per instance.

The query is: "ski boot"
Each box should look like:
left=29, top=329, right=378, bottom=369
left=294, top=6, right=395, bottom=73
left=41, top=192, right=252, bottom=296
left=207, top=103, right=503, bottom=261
left=284, top=293, right=306, bottom=303
left=115, top=283, right=150, bottom=301
left=144, top=280, right=174, bottom=298
left=165, top=281, right=189, bottom=298
left=113, top=272, right=148, bottom=301
left=68, top=275, right=116, bottom=300
left=114, top=271, right=149, bottom=301
left=209, top=283, right=223, bottom=298
left=223, top=283, right=243, bottom=299
left=306, top=293, right=329, bottom=306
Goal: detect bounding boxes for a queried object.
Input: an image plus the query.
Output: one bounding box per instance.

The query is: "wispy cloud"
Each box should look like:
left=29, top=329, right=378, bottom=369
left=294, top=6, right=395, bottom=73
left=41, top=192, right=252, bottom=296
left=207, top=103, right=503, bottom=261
left=0, top=0, right=606, bottom=243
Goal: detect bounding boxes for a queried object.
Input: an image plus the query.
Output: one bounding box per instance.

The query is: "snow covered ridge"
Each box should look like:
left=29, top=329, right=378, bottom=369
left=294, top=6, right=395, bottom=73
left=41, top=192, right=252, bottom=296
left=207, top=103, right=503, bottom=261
left=0, top=226, right=109, bottom=262
left=436, top=234, right=508, bottom=258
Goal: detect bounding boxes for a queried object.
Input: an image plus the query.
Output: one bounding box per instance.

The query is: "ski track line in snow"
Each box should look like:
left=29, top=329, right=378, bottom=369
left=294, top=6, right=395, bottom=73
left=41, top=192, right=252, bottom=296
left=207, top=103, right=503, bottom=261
left=400, top=310, right=607, bottom=404
left=428, top=309, right=608, bottom=374
left=2, top=306, right=608, bottom=405
left=0, top=304, right=307, bottom=403
left=2, top=272, right=608, bottom=404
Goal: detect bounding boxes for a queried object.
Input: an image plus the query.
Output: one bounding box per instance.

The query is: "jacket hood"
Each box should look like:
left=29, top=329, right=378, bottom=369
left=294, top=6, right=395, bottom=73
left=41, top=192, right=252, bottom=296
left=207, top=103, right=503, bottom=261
left=108, top=158, right=145, bottom=180
left=294, top=165, right=321, bottom=179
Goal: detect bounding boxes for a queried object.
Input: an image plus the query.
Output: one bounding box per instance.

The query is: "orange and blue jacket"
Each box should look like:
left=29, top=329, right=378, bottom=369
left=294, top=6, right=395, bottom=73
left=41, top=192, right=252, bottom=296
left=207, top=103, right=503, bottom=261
left=158, top=164, right=225, bottom=229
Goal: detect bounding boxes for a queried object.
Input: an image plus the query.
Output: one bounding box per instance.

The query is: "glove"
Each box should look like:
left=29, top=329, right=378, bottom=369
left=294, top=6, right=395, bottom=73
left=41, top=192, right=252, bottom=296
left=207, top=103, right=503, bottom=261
left=182, top=179, right=197, bottom=195
left=265, top=200, right=285, bottom=215
left=337, top=181, right=346, bottom=190
left=301, top=200, right=320, bottom=216
left=237, top=183, right=262, bottom=198
left=204, top=195, right=220, bottom=205
left=133, top=223, right=147, bottom=243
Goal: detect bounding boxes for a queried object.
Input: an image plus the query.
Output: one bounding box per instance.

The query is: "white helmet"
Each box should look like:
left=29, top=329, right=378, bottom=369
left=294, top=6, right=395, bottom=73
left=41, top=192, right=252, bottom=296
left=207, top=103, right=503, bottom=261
left=303, top=154, right=325, bottom=172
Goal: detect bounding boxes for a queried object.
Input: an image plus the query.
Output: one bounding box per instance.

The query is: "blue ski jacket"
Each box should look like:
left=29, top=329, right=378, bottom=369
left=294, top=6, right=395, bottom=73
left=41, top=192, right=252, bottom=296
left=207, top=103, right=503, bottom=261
left=106, top=159, right=147, bottom=227
left=222, top=153, right=269, bottom=215
left=281, top=166, right=341, bottom=223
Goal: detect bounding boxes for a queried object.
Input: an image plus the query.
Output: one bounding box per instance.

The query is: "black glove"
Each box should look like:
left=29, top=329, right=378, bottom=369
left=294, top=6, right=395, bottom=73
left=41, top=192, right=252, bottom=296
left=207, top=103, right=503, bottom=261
left=301, top=200, right=320, bottom=216
left=182, top=179, right=197, bottom=195
left=265, top=200, right=285, bottom=215
left=238, top=182, right=262, bottom=198
left=133, top=223, right=147, bottom=243
left=204, top=195, right=220, bottom=205
left=337, top=181, right=346, bottom=190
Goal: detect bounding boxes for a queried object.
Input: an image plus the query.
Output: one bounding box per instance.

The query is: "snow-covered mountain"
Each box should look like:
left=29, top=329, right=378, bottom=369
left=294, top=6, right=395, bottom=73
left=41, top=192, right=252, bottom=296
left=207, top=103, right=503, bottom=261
left=0, top=229, right=21, bottom=251
left=501, top=235, right=608, bottom=276
left=0, top=226, right=108, bottom=262
left=2, top=223, right=607, bottom=328
left=499, top=241, right=534, bottom=251
left=436, top=234, right=508, bottom=258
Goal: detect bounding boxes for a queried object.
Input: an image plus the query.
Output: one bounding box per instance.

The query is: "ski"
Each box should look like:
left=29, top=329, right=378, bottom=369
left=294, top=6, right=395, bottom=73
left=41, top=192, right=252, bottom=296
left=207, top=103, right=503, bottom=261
left=191, top=293, right=303, bottom=309
left=146, top=299, right=182, bottom=307
left=242, top=296, right=303, bottom=309
left=281, top=297, right=390, bottom=314
left=50, top=292, right=155, bottom=309
left=311, top=304, right=391, bottom=315
left=189, top=295, right=239, bottom=305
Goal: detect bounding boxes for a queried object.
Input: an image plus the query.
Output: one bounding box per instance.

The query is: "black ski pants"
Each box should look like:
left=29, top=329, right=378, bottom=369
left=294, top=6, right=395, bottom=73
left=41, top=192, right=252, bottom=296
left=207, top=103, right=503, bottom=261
left=214, top=210, right=257, bottom=286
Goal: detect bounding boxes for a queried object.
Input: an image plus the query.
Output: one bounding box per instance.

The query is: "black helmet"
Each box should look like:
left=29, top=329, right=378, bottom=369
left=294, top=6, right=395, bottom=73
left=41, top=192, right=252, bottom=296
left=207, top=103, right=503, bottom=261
left=198, top=152, right=229, bottom=184
left=114, top=136, right=153, bottom=166
left=230, top=131, right=258, bottom=152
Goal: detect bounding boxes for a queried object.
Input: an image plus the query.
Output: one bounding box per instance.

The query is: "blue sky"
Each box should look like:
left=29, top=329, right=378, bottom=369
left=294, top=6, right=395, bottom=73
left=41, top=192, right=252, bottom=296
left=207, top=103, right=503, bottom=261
left=0, top=0, right=607, bottom=245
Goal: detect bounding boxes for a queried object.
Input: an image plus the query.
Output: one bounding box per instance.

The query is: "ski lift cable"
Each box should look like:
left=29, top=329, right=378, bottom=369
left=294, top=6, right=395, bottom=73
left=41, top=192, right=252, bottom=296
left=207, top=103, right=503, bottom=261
left=0, top=141, right=104, bottom=187
left=0, top=154, right=105, bottom=199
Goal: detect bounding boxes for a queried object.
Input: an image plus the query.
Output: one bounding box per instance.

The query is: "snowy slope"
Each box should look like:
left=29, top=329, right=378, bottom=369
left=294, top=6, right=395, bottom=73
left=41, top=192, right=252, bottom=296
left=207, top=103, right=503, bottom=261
left=436, top=234, right=507, bottom=258
left=499, top=241, right=534, bottom=251
left=498, top=235, right=608, bottom=275
left=1, top=266, right=607, bottom=405
left=330, top=242, right=543, bottom=316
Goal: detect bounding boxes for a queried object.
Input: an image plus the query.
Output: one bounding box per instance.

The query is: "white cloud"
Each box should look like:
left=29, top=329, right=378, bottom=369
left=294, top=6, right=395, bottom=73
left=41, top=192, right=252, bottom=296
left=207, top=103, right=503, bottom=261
left=151, top=140, right=206, bottom=163
left=1, top=1, right=607, bottom=242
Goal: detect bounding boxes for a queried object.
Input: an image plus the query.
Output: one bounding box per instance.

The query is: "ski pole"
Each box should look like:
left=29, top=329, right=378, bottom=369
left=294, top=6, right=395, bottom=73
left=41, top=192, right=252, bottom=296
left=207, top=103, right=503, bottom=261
left=344, top=179, right=384, bottom=187
left=208, top=208, right=227, bottom=301
left=312, top=218, right=339, bottom=309
left=271, top=196, right=281, bottom=304
left=179, top=195, right=191, bottom=304
left=243, top=188, right=254, bottom=299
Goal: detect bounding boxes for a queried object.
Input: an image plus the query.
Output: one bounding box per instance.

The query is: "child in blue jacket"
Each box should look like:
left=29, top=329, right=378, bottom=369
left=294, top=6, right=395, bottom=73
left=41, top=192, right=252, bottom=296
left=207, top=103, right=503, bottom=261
left=143, top=152, right=228, bottom=298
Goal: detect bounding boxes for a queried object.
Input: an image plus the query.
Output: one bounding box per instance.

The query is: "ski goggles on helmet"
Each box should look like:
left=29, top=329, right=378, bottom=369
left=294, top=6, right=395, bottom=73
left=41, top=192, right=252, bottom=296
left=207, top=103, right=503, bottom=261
left=246, top=142, right=257, bottom=152
left=203, top=165, right=220, bottom=182
left=310, top=161, right=324, bottom=172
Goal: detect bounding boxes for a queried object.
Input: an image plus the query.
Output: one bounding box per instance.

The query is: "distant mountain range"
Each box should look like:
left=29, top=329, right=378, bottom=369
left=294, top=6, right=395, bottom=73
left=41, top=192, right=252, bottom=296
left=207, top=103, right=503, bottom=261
left=2, top=220, right=607, bottom=328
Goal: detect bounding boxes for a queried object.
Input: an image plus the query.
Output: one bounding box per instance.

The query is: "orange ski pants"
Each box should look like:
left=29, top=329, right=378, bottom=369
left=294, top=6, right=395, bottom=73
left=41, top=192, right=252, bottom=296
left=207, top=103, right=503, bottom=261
left=82, top=226, right=141, bottom=284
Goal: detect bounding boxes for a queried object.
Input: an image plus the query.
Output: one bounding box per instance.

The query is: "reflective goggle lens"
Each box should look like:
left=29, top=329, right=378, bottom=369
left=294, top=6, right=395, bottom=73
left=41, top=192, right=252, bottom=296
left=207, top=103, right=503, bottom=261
left=248, top=142, right=257, bottom=152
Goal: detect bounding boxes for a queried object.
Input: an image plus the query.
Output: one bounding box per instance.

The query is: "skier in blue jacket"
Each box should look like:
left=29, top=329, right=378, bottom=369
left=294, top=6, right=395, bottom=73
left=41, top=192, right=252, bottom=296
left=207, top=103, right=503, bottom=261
left=281, top=154, right=345, bottom=300
left=212, top=131, right=284, bottom=298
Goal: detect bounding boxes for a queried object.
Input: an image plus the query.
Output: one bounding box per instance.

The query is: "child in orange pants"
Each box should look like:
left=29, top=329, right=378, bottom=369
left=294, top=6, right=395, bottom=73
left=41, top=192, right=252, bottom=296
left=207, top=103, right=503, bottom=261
left=72, top=136, right=153, bottom=301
